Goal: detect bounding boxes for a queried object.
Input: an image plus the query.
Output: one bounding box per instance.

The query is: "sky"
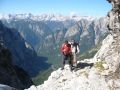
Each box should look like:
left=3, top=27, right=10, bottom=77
left=0, top=0, right=112, bottom=17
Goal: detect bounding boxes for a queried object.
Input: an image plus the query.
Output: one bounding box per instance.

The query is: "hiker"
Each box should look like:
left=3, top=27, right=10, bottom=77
left=61, top=40, right=73, bottom=70
left=70, top=39, right=80, bottom=70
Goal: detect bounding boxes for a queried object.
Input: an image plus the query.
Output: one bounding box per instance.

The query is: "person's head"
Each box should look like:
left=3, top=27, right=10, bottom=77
left=71, top=39, right=75, bottom=44
left=65, top=40, right=68, bottom=44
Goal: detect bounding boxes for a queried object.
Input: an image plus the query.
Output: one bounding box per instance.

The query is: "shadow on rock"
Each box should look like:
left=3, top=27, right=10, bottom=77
left=77, top=62, right=94, bottom=69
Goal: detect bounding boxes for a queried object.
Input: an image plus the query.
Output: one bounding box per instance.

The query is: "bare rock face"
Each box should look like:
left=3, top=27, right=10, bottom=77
left=107, top=0, right=120, bottom=36
left=107, top=0, right=120, bottom=73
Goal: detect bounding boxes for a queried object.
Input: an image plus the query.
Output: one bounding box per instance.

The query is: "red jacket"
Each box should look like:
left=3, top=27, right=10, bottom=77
left=61, top=43, right=71, bottom=55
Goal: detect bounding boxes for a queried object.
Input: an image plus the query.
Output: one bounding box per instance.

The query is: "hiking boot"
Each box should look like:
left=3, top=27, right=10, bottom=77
left=73, top=67, right=77, bottom=72
left=70, top=66, right=74, bottom=71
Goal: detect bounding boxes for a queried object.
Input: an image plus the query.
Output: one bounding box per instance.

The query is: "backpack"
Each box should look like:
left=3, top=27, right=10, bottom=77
left=72, top=42, right=79, bottom=53
left=61, top=43, right=71, bottom=55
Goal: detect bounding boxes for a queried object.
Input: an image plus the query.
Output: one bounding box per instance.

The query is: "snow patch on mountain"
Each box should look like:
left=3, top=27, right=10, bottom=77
left=0, top=13, right=96, bottom=21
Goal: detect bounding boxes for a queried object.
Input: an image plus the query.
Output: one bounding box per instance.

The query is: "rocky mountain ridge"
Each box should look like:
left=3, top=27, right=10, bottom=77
left=0, top=13, right=96, bottom=21
left=1, top=14, right=109, bottom=68
left=0, top=13, right=108, bottom=50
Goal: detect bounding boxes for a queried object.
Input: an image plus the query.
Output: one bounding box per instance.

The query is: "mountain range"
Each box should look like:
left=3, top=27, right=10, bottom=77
left=0, top=14, right=109, bottom=68
left=0, top=14, right=109, bottom=85
left=0, top=0, right=120, bottom=89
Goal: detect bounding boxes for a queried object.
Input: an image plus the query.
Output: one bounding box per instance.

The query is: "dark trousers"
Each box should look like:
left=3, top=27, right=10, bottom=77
left=62, top=54, right=73, bottom=68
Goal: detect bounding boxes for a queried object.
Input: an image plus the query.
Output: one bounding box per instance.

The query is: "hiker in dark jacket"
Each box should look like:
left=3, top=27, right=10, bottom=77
left=61, top=40, right=73, bottom=70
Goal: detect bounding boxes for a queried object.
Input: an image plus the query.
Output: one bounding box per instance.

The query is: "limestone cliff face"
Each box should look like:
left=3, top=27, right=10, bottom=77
left=93, top=0, right=120, bottom=74
left=26, top=0, right=120, bottom=90
left=106, top=0, right=120, bottom=75
left=107, top=0, right=120, bottom=35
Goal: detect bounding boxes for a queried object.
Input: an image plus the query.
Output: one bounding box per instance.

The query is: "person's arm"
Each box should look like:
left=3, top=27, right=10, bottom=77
left=77, top=45, right=80, bottom=54
left=61, top=44, right=65, bottom=55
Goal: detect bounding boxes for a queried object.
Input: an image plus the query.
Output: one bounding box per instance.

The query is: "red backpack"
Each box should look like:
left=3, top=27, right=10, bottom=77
left=61, top=43, right=71, bottom=55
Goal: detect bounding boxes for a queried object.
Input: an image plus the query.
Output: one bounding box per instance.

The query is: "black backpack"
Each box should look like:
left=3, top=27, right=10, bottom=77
left=72, top=42, right=79, bottom=53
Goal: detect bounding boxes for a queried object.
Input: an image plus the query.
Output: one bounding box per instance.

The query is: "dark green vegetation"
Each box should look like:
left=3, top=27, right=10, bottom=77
left=32, top=68, right=53, bottom=85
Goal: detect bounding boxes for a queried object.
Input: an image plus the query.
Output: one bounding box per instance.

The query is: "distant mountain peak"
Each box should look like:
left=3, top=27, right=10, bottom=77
left=0, top=13, right=96, bottom=21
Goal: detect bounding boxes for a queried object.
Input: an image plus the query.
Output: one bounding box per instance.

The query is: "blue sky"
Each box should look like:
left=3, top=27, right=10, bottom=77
left=0, top=0, right=112, bottom=17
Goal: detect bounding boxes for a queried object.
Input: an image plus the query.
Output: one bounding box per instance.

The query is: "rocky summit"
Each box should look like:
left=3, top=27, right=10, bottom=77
left=26, top=0, right=120, bottom=90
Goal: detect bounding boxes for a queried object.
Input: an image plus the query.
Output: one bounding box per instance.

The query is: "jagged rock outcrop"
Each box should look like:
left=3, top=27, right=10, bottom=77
left=107, top=0, right=120, bottom=35
left=0, top=43, right=33, bottom=90
left=106, top=0, right=120, bottom=75
left=26, top=0, right=120, bottom=90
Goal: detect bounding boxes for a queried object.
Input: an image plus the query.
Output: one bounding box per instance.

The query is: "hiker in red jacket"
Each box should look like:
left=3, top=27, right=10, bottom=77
left=61, top=40, right=73, bottom=70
